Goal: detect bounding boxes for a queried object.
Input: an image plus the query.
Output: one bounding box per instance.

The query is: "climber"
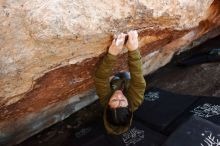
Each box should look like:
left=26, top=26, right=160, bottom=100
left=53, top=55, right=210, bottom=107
left=94, top=30, right=146, bottom=135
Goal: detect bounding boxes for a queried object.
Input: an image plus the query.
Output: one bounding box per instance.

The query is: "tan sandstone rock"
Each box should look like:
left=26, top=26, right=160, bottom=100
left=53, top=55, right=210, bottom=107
left=0, top=0, right=220, bottom=145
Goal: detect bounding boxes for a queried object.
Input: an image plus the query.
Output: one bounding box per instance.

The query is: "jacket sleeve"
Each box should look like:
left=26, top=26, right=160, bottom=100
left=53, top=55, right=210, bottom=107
left=94, top=53, right=117, bottom=107
left=127, top=49, right=146, bottom=111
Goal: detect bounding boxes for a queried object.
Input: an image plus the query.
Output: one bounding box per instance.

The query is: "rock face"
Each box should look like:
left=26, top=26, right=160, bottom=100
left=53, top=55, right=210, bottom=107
left=0, top=0, right=220, bottom=145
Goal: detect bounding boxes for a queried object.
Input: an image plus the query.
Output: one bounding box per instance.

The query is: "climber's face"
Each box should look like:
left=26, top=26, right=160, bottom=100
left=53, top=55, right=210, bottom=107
left=108, top=90, right=128, bottom=108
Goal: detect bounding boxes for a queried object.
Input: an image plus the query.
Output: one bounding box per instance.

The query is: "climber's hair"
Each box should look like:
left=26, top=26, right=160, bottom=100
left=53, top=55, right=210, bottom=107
left=106, top=105, right=132, bottom=126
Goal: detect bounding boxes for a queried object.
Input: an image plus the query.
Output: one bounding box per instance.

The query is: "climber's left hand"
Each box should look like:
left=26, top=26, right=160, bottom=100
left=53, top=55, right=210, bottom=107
left=108, top=33, right=126, bottom=56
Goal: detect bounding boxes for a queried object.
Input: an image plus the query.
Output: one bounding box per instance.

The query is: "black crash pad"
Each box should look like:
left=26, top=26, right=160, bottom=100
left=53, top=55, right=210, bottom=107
left=73, top=120, right=166, bottom=146
left=71, top=120, right=109, bottom=146
left=165, top=96, right=220, bottom=134
left=107, top=120, right=166, bottom=146
left=83, top=135, right=111, bottom=146
left=134, top=88, right=199, bottom=132
left=163, top=116, right=220, bottom=146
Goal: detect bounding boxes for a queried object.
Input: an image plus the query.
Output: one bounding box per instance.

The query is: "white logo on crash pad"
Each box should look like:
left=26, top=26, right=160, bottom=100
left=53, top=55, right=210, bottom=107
left=144, top=91, right=160, bottom=101
left=191, top=103, right=220, bottom=118
left=200, top=131, right=220, bottom=146
left=122, top=127, right=144, bottom=146
left=75, top=127, right=92, bottom=138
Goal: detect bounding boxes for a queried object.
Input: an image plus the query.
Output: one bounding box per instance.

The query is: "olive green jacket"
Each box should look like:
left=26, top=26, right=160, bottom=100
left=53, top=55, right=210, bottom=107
left=94, top=49, right=146, bottom=135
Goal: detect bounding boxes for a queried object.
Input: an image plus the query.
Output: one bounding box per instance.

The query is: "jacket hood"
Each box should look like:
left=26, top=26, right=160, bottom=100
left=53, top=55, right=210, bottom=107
left=103, top=86, right=134, bottom=135
left=103, top=104, right=133, bottom=135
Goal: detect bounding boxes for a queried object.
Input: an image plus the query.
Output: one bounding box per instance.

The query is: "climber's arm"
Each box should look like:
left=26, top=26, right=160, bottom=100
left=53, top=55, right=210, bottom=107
left=94, top=33, right=126, bottom=107
left=126, top=30, right=147, bottom=111
left=127, top=49, right=146, bottom=111
left=94, top=53, right=117, bottom=106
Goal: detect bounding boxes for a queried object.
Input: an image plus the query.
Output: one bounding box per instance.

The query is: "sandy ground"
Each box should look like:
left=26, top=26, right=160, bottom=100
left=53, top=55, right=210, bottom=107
left=16, top=35, right=220, bottom=146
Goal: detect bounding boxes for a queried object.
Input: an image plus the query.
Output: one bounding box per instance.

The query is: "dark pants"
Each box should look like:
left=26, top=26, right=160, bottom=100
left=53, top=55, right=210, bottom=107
left=110, top=72, right=130, bottom=90
left=113, top=72, right=130, bottom=80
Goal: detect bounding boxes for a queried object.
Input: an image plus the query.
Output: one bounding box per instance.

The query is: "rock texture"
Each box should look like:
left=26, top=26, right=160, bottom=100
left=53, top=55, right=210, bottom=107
left=0, top=0, right=220, bottom=145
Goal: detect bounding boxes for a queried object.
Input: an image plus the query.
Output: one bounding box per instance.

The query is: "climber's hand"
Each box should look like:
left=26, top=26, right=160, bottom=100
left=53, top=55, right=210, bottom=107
left=126, top=30, right=138, bottom=51
left=108, top=33, right=126, bottom=56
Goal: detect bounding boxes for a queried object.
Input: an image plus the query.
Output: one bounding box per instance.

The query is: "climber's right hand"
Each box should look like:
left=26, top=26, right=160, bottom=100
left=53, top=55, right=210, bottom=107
left=108, top=33, right=126, bottom=56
